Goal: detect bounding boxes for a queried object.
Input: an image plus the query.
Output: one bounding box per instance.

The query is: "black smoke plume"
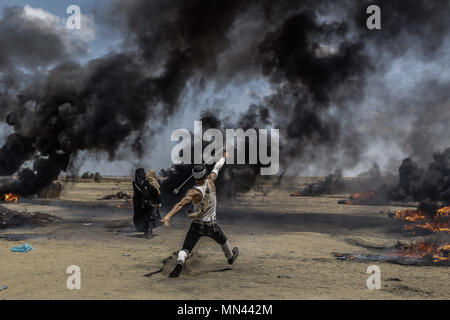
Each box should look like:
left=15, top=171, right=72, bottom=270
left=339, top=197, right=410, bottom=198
left=159, top=109, right=274, bottom=205
left=388, top=148, right=450, bottom=202
left=335, top=148, right=450, bottom=205
left=1, top=0, right=449, bottom=199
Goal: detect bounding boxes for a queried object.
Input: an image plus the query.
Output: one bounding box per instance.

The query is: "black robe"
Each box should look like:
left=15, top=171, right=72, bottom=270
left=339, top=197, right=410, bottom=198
left=133, top=176, right=161, bottom=232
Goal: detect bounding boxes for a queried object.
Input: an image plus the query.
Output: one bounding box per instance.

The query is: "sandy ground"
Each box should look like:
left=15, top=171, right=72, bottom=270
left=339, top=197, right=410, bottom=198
left=0, top=179, right=448, bottom=300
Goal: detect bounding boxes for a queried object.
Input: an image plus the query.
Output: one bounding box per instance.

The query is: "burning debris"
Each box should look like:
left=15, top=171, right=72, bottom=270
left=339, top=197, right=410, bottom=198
left=336, top=147, right=450, bottom=206
left=99, top=191, right=133, bottom=209
left=116, top=200, right=133, bottom=209
left=0, top=205, right=61, bottom=229
left=334, top=240, right=449, bottom=266
left=338, top=191, right=377, bottom=205
left=2, top=193, right=18, bottom=203
left=393, top=205, right=450, bottom=234
left=334, top=200, right=450, bottom=266
left=337, top=191, right=389, bottom=206
left=393, top=241, right=450, bottom=264
left=100, top=191, right=132, bottom=200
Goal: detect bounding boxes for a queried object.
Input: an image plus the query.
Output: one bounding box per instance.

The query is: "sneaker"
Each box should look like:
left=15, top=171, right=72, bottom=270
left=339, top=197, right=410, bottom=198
left=169, top=262, right=183, bottom=278
left=228, top=247, right=239, bottom=265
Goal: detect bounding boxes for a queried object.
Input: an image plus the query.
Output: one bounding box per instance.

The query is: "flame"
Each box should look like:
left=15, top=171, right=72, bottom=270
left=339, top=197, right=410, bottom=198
left=3, top=193, right=19, bottom=203
left=394, top=207, right=449, bottom=233
left=116, top=200, right=133, bottom=209
left=336, top=206, right=449, bottom=265
left=390, top=241, right=449, bottom=263
left=350, top=191, right=376, bottom=199
left=394, top=209, right=428, bottom=223
left=392, top=207, right=449, bottom=263
left=434, top=244, right=450, bottom=262
left=342, top=191, right=376, bottom=205
left=437, top=206, right=450, bottom=216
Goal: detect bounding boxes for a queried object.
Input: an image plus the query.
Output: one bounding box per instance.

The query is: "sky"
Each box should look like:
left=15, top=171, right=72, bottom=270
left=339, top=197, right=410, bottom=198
left=0, top=0, right=121, bottom=61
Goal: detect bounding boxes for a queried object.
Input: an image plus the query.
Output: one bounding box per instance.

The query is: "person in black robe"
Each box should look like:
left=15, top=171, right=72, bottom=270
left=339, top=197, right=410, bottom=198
left=133, top=168, right=161, bottom=238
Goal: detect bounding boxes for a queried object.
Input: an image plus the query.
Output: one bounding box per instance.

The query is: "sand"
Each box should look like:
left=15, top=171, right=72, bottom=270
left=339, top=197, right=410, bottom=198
left=0, top=179, right=448, bottom=300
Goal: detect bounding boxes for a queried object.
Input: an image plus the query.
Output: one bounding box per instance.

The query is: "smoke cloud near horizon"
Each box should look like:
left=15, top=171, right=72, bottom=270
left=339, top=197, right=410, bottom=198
left=0, top=0, right=449, bottom=198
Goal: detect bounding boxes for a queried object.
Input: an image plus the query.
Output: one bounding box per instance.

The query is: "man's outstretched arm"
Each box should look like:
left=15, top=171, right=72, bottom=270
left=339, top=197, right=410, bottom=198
left=160, top=189, right=199, bottom=227
left=208, top=151, right=227, bottom=182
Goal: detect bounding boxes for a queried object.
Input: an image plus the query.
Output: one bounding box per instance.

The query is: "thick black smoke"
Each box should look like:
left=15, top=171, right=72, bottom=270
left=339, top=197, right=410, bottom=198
left=333, top=148, right=450, bottom=205
left=387, top=148, right=450, bottom=202
left=350, top=0, right=450, bottom=164
left=1, top=55, right=156, bottom=195
left=0, top=0, right=255, bottom=196
left=256, top=9, right=370, bottom=169
left=1, top=0, right=449, bottom=199
left=159, top=109, right=274, bottom=205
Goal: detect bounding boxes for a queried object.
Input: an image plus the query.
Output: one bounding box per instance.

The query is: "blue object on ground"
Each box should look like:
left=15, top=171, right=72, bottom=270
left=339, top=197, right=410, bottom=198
left=10, top=243, right=33, bottom=252
left=0, top=285, right=7, bottom=291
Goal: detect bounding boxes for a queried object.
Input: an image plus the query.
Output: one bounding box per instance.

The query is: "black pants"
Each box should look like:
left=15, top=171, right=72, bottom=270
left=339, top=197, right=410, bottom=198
left=182, top=221, right=228, bottom=253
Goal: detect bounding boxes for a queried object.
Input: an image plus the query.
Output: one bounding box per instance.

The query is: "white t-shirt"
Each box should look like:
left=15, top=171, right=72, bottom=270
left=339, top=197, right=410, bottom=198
left=192, top=179, right=217, bottom=222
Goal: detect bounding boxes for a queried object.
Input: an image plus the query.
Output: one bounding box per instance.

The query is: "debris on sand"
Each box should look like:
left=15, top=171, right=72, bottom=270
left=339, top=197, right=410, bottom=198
left=298, top=171, right=346, bottom=196
left=292, top=166, right=394, bottom=198
left=386, top=278, right=402, bottom=282
left=100, top=191, right=132, bottom=200
left=10, top=243, right=34, bottom=252
left=337, top=191, right=379, bottom=205
left=37, top=182, right=63, bottom=199
left=0, top=285, right=7, bottom=291
left=116, top=200, right=133, bottom=209
left=99, top=191, right=134, bottom=208
left=0, top=205, right=61, bottom=229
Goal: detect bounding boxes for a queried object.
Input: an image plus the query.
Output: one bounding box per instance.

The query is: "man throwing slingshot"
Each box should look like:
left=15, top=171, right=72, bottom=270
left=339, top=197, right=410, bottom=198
left=160, top=150, right=239, bottom=278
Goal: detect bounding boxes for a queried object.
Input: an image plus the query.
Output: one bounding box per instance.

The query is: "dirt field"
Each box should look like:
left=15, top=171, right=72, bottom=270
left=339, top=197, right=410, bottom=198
left=0, top=178, right=448, bottom=300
